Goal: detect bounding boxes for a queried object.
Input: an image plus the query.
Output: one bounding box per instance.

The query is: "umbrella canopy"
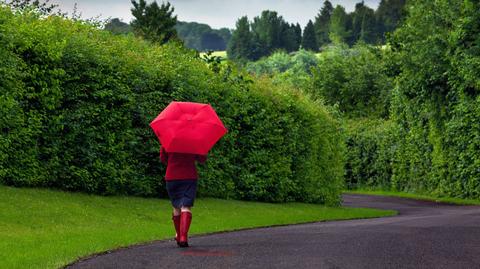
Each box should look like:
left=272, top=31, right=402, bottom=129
left=150, top=101, right=227, bottom=155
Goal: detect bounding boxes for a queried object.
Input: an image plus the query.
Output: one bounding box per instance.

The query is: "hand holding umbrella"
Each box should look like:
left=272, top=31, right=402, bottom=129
left=150, top=101, right=227, bottom=155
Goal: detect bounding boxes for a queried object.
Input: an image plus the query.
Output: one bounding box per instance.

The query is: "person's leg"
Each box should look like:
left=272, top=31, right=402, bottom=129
left=172, top=207, right=181, bottom=244
left=173, top=207, right=181, bottom=215
left=179, top=206, right=192, bottom=247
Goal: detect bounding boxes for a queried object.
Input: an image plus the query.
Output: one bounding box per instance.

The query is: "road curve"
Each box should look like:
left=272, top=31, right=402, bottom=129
left=67, top=194, right=480, bottom=269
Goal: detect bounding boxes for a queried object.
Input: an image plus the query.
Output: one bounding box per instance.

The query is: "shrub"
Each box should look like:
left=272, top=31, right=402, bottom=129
left=346, top=0, right=480, bottom=199
left=344, top=119, right=395, bottom=190
left=310, top=44, right=392, bottom=118
left=245, top=49, right=319, bottom=91
left=0, top=6, right=344, bottom=205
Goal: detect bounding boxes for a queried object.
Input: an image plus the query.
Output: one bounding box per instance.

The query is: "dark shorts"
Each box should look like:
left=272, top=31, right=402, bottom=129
left=165, top=179, right=198, bottom=208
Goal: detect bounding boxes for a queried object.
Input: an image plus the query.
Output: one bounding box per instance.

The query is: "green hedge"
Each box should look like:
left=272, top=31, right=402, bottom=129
left=344, top=0, right=480, bottom=199
left=386, top=0, right=480, bottom=198
left=0, top=6, right=344, bottom=205
left=344, top=119, right=394, bottom=190
left=310, top=44, right=392, bottom=118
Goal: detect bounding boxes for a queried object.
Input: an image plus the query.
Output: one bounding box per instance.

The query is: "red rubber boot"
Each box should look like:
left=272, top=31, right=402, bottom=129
left=179, top=211, right=192, bottom=248
left=172, top=214, right=181, bottom=245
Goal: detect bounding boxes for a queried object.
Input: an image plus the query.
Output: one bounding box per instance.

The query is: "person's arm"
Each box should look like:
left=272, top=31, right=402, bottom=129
left=160, top=146, right=168, bottom=164
left=196, top=154, right=207, bottom=164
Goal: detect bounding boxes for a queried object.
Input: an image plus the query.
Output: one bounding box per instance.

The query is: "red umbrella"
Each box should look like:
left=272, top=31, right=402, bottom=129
left=150, top=101, right=227, bottom=155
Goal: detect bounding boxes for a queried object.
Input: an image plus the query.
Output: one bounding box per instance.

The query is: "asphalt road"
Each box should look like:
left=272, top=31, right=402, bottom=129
left=67, top=194, right=480, bottom=269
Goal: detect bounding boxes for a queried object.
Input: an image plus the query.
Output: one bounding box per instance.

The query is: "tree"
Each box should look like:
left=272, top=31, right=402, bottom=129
left=175, top=21, right=231, bottom=51
left=104, top=18, right=132, bottom=35
left=294, top=23, right=302, bottom=48
left=200, top=32, right=226, bottom=51
left=7, top=0, right=59, bottom=15
left=351, top=2, right=365, bottom=43
left=281, top=23, right=300, bottom=52
left=311, top=45, right=391, bottom=117
left=386, top=0, right=480, bottom=198
left=250, top=10, right=285, bottom=55
left=302, top=20, right=318, bottom=51
left=314, top=0, right=334, bottom=48
left=227, top=16, right=253, bottom=61
left=350, top=2, right=376, bottom=44
left=329, top=5, right=350, bottom=44
left=217, top=28, right=232, bottom=45
left=375, top=0, right=407, bottom=42
left=360, top=8, right=376, bottom=43
left=130, top=0, right=178, bottom=44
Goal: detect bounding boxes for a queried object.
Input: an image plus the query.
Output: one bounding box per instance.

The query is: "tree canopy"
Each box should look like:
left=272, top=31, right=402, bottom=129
left=302, top=20, right=318, bottom=51
left=227, top=1, right=408, bottom=60
left=130, top=0, right=178, bottom=44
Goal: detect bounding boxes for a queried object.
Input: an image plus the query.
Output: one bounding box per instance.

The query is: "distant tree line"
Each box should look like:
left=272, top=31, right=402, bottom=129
left=228, top=0, right=406, bottom=61
left=104, top=18, right=132, bottom=35
left=227, top=11, right=302, bottom=62
left=175, top=21, right=231, bottom=51
left=104, top=18, right=231, bottom=52
left=104, top=0, right=231, bottom=51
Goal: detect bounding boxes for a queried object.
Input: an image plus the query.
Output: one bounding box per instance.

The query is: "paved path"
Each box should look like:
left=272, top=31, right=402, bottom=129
left=67, top=194, right=480, bottom=269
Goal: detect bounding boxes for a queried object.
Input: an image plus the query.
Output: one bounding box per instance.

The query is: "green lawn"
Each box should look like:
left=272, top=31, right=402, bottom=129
left=0, top=185, right=395, bottom=269
left=346, top=189, right=480, bottom=205
left=199, top=50, right=227, bottom=60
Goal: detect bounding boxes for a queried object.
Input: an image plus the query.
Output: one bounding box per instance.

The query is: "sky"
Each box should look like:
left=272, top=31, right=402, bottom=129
left=50, top=0, right=381, bottom=29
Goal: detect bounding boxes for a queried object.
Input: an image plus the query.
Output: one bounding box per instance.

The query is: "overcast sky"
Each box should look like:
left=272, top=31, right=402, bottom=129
left=50, top=0, right=381, bottom=29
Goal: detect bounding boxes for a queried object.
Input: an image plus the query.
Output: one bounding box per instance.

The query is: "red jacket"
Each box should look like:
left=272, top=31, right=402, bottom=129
left=160, top=146, right=207, bottom=181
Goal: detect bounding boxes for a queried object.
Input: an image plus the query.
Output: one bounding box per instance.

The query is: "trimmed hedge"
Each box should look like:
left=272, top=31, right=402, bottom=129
left=0, top=6, right=344, bottom=205
left=345, top=0, right=480, bottom=200
left=344, top=119, right=394, bottom=190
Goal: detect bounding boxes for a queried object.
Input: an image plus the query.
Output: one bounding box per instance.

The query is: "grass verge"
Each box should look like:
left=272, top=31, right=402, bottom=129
left=345, top=189, right=480, bottom=206
left=0, top=185, right=395, bottom=269
left=199, top=50, right=227, bottom=60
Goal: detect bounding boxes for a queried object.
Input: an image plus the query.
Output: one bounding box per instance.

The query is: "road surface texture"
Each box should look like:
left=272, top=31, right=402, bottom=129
left=67, top=194, right=480, bottom=269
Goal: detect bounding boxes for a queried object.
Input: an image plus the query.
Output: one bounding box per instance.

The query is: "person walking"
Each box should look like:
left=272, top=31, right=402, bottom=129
left=160, top=145, right=206, bottom=248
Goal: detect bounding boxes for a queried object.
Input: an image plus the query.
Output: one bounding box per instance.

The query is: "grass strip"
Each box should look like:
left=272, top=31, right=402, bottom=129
left=0, top=185, right=395, bottom=269
left=345, top=189, right=480, bottom=206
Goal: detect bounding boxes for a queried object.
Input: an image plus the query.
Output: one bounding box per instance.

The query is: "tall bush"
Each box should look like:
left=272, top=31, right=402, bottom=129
left=310, top=44, right=392, bottom=118
left=346, top=0, right=480, bottom=199
left=344, top=119, right=395, bottom=189
left=0, top=6, right=344, bottom=205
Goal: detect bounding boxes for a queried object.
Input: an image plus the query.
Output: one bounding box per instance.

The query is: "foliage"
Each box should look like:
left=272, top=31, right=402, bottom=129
left=346, top=0, right=480, bottom=200
left=250, top=10, right=286, bottom=57
left=310, top=44, right=392, bottom=118
left=351, top=2, right=376, bottom=44
left=130, top=0, right=177, bottom=44
left=314, top=0, right=333, bottom=48
left=245, top=49, right=319, bottom=90
left=199, top=50, right=223, bottom=73
left=344, top=119, right=395, bottom=189
left=226, top=16, right=253, bottom=62
left=385, top=0, right=480, bottom=198
left=175, top=21, right=231, bottom=51
left=5, top=0, right=58, bottom=15
left=301, top=20, right=318, bottom=51
left=347, top=189, right=480, bottom=206
left=375, top=0, right=407, bottom=43
left=329, top=5, right=351, bottom=44
left=227, top=11, right=301, bottom=61
left=103, top=19, right=231, bottom=51
left=104, top=18, right=132, bottom=35
left=0, top=5, right=344, bottom=205
left=226, top=2, right=408, bottom=59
